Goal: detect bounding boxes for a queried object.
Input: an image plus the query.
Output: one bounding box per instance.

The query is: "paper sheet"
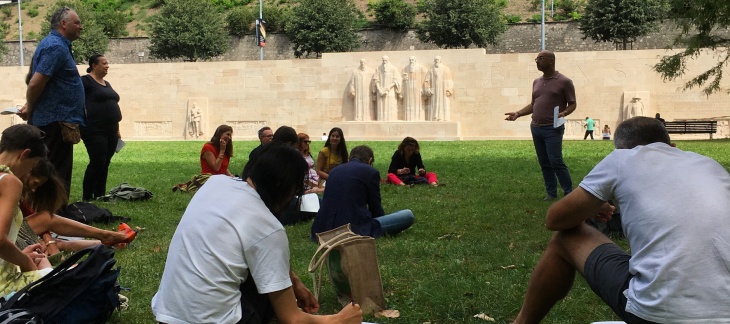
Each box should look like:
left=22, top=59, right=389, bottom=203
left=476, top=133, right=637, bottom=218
left=553, top=106, right=566, bottom=128
left=300, top=193, right=320, bottom=212
left=115, top=138, right=126, bottom=153
left=1, top=107, right=19, bottom=115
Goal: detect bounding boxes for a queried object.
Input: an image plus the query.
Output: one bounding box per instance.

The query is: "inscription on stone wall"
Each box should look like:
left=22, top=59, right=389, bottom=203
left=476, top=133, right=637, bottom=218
left=565, top=119, right=601, bottom=137
left=228, top=121, right=268, bottom=135
left=134, top=121, right=172, bottom=137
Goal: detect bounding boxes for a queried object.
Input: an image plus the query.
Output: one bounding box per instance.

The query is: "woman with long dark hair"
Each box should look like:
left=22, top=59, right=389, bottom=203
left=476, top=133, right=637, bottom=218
left=315, top=127, right=348, bottom=185
left=201, top=125, right=234, bottom=176
left=387, top=137, right=439, bottom=186
left=80, top=54, right=123, bottom=201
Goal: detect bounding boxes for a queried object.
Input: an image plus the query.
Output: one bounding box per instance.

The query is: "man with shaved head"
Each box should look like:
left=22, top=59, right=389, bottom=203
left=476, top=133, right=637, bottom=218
left=505, top=51, right=577, bottom=201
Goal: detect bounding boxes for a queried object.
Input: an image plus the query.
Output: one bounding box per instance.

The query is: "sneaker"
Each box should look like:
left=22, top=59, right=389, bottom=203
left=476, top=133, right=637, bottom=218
left=543, top=195, right=557, bottom=201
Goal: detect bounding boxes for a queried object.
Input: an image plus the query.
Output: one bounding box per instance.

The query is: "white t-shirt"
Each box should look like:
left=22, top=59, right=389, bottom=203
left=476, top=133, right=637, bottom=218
left=580, top=142, right=730, bottom=323
left=152, top=175, right=292, bottom=324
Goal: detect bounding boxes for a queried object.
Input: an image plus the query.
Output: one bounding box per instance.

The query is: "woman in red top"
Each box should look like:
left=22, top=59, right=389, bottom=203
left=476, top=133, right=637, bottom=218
left=201, top=125, right=234, bottom=176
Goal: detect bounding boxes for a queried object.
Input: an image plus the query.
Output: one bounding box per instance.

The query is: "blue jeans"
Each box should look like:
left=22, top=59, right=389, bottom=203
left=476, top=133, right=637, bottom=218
left=531, top=125, right=573, bottom=197
left=374, top=209, right=414, bottom=237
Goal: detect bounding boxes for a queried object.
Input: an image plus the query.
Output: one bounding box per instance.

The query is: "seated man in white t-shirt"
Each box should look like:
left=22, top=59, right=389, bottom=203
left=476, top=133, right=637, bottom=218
left=152, top=144, right=362, bottom=324
left=513, top=117, right=730, bottom=323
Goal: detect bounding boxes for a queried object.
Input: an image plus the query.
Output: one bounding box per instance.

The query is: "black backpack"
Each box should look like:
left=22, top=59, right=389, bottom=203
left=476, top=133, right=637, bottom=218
left=0, top=245, right=121, bottom=323
left=59, top=202, right=130, bottom=225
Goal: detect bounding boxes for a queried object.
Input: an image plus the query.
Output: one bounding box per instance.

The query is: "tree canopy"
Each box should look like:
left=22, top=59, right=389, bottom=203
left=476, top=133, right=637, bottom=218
left=285, top=0, right=362, bottom=58
left=149, top=0, right=230, bottom=62
left=416, top=0, right=507, bottom=49
left=40, top=1, right=111, bottom=64
left=579, top=0, right=667, bottom=50
left=654, top=0, right=730, bottom=95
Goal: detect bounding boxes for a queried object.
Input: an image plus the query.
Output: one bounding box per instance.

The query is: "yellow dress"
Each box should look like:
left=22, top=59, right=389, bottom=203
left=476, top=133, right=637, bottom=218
left=0, top=166, right=47, bottom=298
left=319, top=147, right=343, bottom=174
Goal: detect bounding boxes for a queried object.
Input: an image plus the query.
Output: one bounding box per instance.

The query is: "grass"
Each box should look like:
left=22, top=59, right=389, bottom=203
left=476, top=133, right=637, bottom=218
left=69, top=138, right=730, bottom=323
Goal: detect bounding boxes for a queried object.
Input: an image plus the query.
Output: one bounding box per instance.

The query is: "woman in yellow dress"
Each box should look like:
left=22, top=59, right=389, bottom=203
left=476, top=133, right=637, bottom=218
left=315, top=127, right=348, bottom=186
left=0, top=124, right=52, bottom=298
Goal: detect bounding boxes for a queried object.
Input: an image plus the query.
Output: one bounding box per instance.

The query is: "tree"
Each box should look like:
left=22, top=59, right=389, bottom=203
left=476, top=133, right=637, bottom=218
left=368, top=0, right=417, bottom=31
left=226, top=6, right=256, bottom=36
left=0, top=22, right=8, bottom=60
left=579, top=0, right=667, bottom=50
left=416, top=0, right=507, bottom=49
left=149, top=0, right=231, bottom=62
left=654, top=0, right=730, bottom=95
left=41, top=1, right=110, bottom=64
left=285, top=0, right=362, bottom=58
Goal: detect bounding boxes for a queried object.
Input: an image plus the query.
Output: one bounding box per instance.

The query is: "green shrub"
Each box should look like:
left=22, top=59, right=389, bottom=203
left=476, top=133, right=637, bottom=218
left=552, top=14, right=566, bottom=21
left=367, top=0, right=417, bottom=31
left=226, top=6, right=256, bottom=36
left=555, top=0, right=584, bottom=16
left=569, top=11, right=582, bottom=20
left=27, top=7, right=39, bottom=18
left=262, top=3, right=291, bottom=33
left=211, top=0, right=254, bottom=9
left=505, top=14, right=522, bottom=24
left=526, top=13, right=543, bottom=23
left=1, top=6, right=11, bottom=18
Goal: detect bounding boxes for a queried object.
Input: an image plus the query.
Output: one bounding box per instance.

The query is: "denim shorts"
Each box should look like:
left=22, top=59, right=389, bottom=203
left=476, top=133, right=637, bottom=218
left=583, top=243, right=657, bottom=324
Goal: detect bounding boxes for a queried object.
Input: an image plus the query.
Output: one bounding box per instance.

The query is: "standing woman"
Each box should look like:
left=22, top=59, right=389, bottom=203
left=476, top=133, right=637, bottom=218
left=200, top=125, right=233, bottom=176
left=81, top=54, right=122, bottom=201
left=0, top=124, right=52, bottom=298
left=602, top=124, right=611, bottom=140
left=315, top=127, right=348, bottom=185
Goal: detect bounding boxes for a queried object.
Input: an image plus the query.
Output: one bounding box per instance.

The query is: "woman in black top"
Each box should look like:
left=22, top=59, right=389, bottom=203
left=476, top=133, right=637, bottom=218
left=386, top=137, right=439, bottom=186
left=80, top=54, right=122, bottom=201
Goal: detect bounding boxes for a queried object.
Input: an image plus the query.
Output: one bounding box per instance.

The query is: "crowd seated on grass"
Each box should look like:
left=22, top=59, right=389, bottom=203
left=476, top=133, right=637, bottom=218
left=387, top=137, right=439, bottom=186
left=311, top=145, right=415, bottom=240
left=152, top=144, right=362, bottom=324
left=20, top=159, right=135, bottom=253
left=513, top=117, right=730, bottom=323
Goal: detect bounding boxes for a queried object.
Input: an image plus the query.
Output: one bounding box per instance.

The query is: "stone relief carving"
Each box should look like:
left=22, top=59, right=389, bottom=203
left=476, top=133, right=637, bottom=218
left=401, top=56, right=428, bottom=121
left=135, top=121, right=173, bottom=137
left=372, top=55, right=401, bottom=121
left=189, top=102, right=203, bottom=138
left=185, top=99, right=209, bottom=139
left=228, top=121, right=268, bottom=135
left=624, top=97, right=645, bottom=121
left=424, top=56, right=454, bottom=121
left=349, top=59, right=375, bottom=121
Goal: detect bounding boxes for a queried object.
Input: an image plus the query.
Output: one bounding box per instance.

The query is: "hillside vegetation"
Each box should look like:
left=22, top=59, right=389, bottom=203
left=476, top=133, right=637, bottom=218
left=0, top=0, right=554, bottom=41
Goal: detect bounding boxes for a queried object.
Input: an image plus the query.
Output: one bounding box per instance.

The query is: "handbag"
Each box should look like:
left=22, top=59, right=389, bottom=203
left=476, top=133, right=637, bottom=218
left=308, top=224, right=386, bottom=314
left=58, top=122, right=80, bottom=144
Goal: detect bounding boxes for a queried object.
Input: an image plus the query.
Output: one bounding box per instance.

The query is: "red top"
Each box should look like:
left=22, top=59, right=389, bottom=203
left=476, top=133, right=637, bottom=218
left=200, top=143, right=230, bottom=175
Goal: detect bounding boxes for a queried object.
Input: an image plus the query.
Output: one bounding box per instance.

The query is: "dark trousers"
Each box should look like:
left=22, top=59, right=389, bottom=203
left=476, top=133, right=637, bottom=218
left=584, top=129, right=594, bottom=140
left=530, top=124, right=573, bottom=197
left=81, top=124, right=118, bottom=201
left=239, top=276, right=275, bottom=324
left=38, top=122, right=74, bottom=200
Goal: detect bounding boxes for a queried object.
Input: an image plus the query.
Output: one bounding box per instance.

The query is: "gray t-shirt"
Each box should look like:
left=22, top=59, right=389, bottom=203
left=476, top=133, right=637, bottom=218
left=580, top=143, right=730, bottom=322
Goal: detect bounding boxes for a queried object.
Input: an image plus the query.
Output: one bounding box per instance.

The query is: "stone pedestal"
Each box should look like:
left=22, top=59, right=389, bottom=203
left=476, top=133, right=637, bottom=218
left=309, top=121, right=461, bottom=140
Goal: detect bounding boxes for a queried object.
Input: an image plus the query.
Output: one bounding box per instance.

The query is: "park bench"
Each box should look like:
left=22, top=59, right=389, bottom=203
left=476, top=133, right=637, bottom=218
left=664, top=120, right=717, bottom=139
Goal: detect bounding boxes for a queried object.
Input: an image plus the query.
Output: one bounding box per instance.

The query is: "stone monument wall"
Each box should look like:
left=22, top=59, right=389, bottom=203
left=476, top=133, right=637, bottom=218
left=0, top=48, right=728, bottom=140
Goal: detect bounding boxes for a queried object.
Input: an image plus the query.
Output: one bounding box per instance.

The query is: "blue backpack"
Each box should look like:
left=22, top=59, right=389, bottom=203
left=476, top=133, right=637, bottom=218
left=0, top=245, right=121, bottom=323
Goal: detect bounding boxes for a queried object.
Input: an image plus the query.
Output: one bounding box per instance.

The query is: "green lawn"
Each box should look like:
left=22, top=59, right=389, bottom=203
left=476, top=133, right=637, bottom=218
left=71, top=139, right=730, bottom=323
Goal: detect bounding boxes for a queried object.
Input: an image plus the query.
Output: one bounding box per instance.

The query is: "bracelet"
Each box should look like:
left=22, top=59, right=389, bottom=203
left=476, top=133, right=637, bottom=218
left=46, top=240, right=56, bottom=245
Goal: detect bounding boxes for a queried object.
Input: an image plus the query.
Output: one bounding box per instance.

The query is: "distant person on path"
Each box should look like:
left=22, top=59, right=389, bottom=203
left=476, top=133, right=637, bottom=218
left=504, top=51, right=576, bottom=201
left=312, top=145, right=415, bottom=240
left=583, top=116, right=595, bottom=140
left=602, top=125, right=611, bottom=140
left=512, top=117, right=730, bottom=323
left=81, top=54, right=122, bottom=201
left=249, top=126, right=273, bottom=160
left=655, top=113, right=665, bottom=125
left=153, top=144, right=362, bottom=324
left=20, top=6, right=85, bottom=199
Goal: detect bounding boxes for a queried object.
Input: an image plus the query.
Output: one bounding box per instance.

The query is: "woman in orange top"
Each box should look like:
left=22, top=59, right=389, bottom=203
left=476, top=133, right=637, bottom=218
left=200, top=125, right=233, bottom=176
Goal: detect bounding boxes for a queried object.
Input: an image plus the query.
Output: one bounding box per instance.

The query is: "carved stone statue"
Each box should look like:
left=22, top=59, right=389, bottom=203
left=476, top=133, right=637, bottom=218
left=401, top=56, right=428, bottom=121
left=372, top=55, right=401, bottom=121
left=424, top=56, right=454, bottom=121
left=349, top=59, right=374, bottom=121
left=625, top=97, right=645, bottom=121
left=189, top=102, right=203, bottom=138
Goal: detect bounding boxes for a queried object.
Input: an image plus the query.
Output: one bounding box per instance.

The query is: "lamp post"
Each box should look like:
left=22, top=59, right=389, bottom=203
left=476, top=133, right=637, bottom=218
left=540, top=0, right=545, bottom=51
left=18, top=0, right=23, bottom=66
